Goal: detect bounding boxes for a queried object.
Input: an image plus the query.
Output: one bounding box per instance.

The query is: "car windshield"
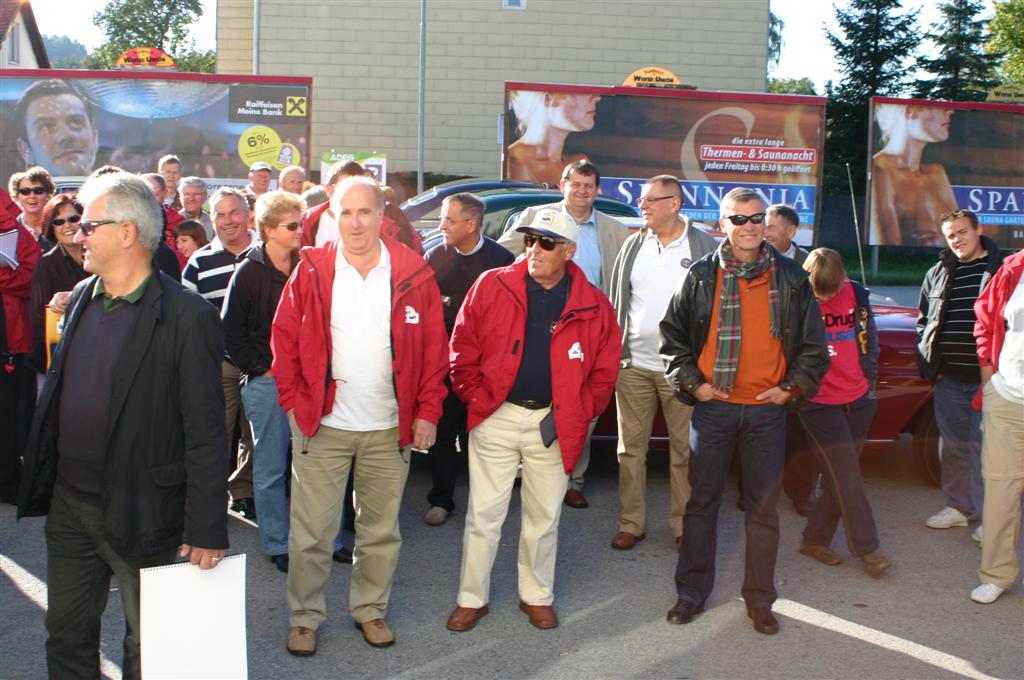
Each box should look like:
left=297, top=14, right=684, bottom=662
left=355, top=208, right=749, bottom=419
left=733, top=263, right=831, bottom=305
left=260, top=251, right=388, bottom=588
left=402, top=187, right=439, bottom=207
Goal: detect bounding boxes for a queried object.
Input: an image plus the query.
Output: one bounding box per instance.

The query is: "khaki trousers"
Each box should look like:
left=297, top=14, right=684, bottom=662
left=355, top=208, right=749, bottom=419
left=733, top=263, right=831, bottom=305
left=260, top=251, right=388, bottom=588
left=615, top=365, right=693, bottom=537
left=223, top=360, right=254, bottom=500
left=457, top=402, right=568, bottom=608
left=286, top=418, right=408, bottom=628
left=978, top=382, right=1024, bottom=589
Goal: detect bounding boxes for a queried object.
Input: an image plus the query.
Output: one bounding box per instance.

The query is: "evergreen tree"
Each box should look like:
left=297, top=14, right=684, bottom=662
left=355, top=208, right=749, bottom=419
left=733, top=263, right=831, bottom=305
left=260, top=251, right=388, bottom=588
left=914, top=0, right=1002, bottom=101
left=823, top=0, right=921, bottom=195
left=989, top=0, right=1024, bottom=85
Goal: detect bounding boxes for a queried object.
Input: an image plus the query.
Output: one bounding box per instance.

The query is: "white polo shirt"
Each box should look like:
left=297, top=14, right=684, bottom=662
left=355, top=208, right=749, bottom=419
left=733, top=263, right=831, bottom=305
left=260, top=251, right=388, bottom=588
left=315, top=211, right=338, bottom=247
left=321, top=241, right=399, bottom=431
left=627, top=229, right=693, bottom=372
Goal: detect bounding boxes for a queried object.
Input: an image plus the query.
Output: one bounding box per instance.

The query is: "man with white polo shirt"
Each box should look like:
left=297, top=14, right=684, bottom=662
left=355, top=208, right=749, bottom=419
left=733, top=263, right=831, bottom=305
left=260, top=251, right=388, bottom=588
left=607, top=175, right=717, bottom=551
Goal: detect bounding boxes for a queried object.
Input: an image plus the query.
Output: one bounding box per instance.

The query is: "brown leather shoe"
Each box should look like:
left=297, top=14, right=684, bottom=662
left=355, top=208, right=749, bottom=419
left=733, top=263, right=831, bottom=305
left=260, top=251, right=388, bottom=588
left=355, top=618, right=395, bottom=647
left=862, top=551, right=892, bottom=578
left=286, top=626, right=316, bottom=656
left=446, top=605, right=489, bottom=631
left=563, top=489, right=589, bottom=508
left=799, top=544, right=843, bottom=566
left=610, top=531, right=645, bottom=550
left=519, top=601, right=558, bottom=629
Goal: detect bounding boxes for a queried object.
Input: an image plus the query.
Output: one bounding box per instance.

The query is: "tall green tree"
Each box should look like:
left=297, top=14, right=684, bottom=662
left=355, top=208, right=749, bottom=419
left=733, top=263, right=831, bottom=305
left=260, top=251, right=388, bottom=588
left=914, top=0, right=1002, bottom=101
left=84, top=0, right=213, bottom=73
left=823, top=0, right=921, bottom=195
left=43, top=35, right=88, bottom=69
left=768, top=11, right=784, bottom=71
left=989, top=0, right=1024, bottom=85
left=768, top=77, right=817, bottom=95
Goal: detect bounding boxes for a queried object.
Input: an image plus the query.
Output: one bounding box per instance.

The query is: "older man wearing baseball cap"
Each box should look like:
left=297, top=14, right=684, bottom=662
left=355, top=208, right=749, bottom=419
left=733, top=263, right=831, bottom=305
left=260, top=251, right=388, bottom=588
left=245, top=162, right=273, bottom=197
left=445, top=210, right=621, bottom=632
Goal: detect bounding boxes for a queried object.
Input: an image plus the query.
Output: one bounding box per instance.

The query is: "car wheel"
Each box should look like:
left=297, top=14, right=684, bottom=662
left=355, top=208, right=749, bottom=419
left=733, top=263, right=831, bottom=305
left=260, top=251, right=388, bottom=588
left=912, top=404, right=940, bottom=488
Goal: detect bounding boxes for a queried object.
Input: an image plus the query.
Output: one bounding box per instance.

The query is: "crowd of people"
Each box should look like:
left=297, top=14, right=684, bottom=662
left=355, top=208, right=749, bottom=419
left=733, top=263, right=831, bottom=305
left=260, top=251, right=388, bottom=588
left=0, top=155, right=1020, bottom=678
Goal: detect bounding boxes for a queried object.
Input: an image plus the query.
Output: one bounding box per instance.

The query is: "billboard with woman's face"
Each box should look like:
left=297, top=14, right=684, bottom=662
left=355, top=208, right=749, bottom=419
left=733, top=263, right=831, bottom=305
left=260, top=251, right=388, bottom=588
left=0, top=70, right=311, bottom=186
left=868, top=97, right=1024, bottom=249
left=503, top=82, right=827, bottom=245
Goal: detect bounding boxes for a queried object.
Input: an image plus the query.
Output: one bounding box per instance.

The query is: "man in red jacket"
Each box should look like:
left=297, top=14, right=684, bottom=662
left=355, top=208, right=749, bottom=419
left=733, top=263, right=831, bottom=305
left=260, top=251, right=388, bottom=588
left=445, top=210, right=620, bottom=632
left=271, top=177, right=447, bottom=655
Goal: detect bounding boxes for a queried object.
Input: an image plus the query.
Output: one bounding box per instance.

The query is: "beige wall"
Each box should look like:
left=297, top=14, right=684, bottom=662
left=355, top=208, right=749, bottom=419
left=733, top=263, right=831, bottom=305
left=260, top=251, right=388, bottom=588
left=217, top=0, right=769, bottom=183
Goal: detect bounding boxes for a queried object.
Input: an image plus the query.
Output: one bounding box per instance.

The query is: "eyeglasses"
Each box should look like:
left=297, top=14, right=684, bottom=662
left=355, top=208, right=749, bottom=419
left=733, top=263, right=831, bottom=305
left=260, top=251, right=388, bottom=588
left=523, top=234, right=564, bottom=251
left=17, top=186, right=49, bottom=196
left=638, top=194, right=675, bottom=205
left=52, top=215, right=82, bottom=227
left=275, top=221, right=301, bottom=231
left=724, top=212, right=766, bottom=226
left=77, top=219, right=119, bottom=237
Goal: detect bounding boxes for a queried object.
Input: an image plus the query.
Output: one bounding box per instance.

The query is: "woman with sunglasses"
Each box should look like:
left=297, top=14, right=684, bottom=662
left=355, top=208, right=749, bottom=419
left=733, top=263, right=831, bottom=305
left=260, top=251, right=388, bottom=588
left=9, top=167, right=55, bottom=252
left=29, top=194, right=87, bottom=372
left=221, top=190, right=305, bottom=572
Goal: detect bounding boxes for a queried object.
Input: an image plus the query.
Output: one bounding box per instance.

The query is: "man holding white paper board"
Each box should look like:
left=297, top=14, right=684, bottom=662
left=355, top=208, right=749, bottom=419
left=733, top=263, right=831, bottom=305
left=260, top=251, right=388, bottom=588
left=17, top=172, right=229, bottom=680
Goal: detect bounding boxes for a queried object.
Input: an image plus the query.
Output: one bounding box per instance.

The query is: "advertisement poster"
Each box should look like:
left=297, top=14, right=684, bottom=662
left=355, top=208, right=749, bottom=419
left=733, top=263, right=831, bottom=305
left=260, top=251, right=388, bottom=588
left=867, top=96, right=1024, bottom=249
left=0, top=70, right=311, bottom=187
left=503, top=83, right=826, bottom=244
left=320, top=150, right=387, bottom=183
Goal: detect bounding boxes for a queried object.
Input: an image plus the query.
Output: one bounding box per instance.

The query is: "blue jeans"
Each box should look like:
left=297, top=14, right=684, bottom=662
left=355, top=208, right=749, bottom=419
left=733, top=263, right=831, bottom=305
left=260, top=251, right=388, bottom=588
left=933, top=376, right=983, bottom=520
left=797, top=394, right=880, bottom=556
left=675, top=400, right=786, bottom=608
left=241, top=375, right=291, bottom=556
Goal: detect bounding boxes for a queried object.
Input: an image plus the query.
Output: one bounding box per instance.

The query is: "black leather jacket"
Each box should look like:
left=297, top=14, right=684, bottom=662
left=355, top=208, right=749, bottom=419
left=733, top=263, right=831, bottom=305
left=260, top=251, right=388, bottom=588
left=659, top=246, right=830, bottom=407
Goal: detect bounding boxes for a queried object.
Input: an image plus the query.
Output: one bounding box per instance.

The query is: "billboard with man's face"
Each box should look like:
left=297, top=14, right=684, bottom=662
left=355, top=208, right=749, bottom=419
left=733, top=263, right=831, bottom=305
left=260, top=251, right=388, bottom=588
left=503, top=83, right=827, bottom=245
left=867, top=96, right=1024, bottom=249
left=0, top=70, right=312, bottom=187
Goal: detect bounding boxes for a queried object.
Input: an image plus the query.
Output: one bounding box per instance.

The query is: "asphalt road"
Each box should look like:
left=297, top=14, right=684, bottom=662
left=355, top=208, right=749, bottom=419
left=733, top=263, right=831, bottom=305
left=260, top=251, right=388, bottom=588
left=2, top=434, right=1021, bottom=680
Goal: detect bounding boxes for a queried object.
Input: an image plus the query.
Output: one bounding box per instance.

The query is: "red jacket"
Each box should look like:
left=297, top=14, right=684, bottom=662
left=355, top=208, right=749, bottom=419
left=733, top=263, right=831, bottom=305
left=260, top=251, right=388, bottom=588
left=449, top=260, right=621, bottom=474
left=973, top=249, right=1024, bottom=411
left=162, top=205, right=187, bottom=269
left=0, top=219, right=41, bottom=355
left=270, top=235, right=447, bottom=443
left=301, top=202, right=423, bottom=253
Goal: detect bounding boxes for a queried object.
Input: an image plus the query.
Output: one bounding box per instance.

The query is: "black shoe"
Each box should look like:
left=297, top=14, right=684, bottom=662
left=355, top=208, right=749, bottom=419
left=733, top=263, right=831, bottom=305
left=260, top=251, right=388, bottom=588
left=270, top=554, right=289, bottom=573
left=666, top=600, right=704, bottom=625
left=332, top=547, right=353, bottom=564
left=746, top=606, right=779, bottom=635
left=230, top=497, right=258, bottom=521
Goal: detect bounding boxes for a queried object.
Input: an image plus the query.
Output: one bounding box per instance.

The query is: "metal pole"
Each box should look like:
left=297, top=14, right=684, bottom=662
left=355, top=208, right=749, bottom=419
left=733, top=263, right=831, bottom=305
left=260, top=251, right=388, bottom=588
left=252, top=0, right=261, bottom=75
left=417, top=0, right=426, bottom=193
left=845, top=162, right=867, bottom=285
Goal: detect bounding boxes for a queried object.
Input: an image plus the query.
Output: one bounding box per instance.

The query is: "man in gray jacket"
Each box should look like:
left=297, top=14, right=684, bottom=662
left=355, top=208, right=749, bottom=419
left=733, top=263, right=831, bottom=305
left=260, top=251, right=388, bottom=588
left=607, top=175, right=717, bottom=550
left=499, top=159, right=628, bottom=509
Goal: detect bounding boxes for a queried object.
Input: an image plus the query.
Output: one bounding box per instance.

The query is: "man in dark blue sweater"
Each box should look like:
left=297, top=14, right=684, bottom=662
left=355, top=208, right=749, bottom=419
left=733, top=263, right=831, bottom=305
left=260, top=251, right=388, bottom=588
left=422, top=193, right=513, bottom=525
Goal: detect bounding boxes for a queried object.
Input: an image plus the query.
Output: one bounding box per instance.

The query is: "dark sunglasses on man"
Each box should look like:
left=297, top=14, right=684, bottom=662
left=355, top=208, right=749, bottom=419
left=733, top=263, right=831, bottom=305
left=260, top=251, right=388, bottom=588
left=724, top=212, right=766, bottom=226
left=522, top=233, right=564, bottom=251
left=17, top=186, right=49, bottom=196
left=52, top=215, right=82, bottom=227
left=77, top=219, right=119, bottom=237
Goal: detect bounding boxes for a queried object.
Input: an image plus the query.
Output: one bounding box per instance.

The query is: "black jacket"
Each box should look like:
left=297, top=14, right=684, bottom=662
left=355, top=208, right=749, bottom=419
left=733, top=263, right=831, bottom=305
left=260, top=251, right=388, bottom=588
left=916, top=235, right=1004, bottom=383
left=659, top=245, right=830, bottom=407
left=222, top=244, right=296, bottom=381
left=18, top=272, right=228, bottom=558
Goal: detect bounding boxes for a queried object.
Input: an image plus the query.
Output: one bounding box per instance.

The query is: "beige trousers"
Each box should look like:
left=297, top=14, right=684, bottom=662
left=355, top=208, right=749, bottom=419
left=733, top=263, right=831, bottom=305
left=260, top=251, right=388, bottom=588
left=615, top=365, right=693, bottom=537
left=978, top=382, right=1024, bottom=589
left=457, top=402, right=568, bottom=608
left=286, top=418, right=408, bottom=628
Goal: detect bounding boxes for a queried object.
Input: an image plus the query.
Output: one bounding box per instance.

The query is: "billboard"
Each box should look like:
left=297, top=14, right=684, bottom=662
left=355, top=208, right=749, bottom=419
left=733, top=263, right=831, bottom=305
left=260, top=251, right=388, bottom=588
left=867, top=96, right=1024, bottom=249
left=0, top=69, right=312, bottom=187
left=502, top=83, right=826, bottom=244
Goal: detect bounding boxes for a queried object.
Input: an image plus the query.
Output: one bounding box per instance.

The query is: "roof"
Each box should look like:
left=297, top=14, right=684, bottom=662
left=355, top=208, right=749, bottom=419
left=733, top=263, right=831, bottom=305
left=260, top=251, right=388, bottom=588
left=0, top=0, right=51, bottom=68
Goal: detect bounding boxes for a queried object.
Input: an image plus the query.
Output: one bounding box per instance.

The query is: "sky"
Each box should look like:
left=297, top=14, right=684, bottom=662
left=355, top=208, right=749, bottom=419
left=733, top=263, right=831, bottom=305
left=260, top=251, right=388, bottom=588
left=30, top=0, right=996, bottom=93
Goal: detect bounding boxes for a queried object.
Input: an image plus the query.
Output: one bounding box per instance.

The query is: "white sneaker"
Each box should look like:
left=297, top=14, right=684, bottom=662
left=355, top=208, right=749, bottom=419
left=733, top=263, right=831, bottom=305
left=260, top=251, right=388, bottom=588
left=970, top=583, right=1005, bottom=604
left=926, top=506, right=969, bottom=529
left=971, top=524, right=983, bottom=546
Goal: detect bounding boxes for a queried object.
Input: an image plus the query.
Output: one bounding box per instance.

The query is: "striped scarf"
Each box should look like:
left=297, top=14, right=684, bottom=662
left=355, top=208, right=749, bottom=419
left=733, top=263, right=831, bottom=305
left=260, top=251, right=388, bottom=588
left=712, top=241, right=781, bottom=393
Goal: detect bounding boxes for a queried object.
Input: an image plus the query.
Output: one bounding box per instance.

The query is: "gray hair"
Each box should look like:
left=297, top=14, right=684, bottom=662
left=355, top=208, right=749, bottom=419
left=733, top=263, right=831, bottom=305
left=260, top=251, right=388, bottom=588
left=178, top=176, right=208, bottom=197
left=210, top=186, right=249, bottom=213
left=279, top=165, right=305, bottom=181
left=445, top=192, right=484, bottom=225
left=301, top=185, right=328, bottom=208
left=720, top=187, right=765, bottom=218
left=766, top=203, right=799, bottom=227
left=77, top=173, right=162, bottom=252
left=140, top=172, right=165, bottom=192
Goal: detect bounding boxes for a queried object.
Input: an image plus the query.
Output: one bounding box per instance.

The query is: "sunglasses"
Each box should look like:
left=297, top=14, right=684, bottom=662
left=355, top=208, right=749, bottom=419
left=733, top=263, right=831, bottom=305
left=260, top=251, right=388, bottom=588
left=52, top=215, right=82, bottom=227
left=638, top=194, right=675, bottom=205
left=77, top=219, right=119, bottom=237
left=17, top=186, right=49, bottom=196
left=724, top=212, right=766, bottom=226
left=523, top=234, right=564, bottom=251
left=275, top=221, right=301, bottom=231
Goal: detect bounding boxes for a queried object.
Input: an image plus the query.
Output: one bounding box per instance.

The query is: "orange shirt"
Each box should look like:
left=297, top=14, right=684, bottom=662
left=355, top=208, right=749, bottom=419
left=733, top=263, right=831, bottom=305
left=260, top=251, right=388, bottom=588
left=697, top=268, right=787, bottom=404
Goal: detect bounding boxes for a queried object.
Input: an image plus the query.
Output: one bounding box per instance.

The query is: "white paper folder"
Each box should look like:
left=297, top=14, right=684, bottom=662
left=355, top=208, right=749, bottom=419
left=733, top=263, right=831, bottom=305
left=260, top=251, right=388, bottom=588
left=140, top=553, right=247, bottom=679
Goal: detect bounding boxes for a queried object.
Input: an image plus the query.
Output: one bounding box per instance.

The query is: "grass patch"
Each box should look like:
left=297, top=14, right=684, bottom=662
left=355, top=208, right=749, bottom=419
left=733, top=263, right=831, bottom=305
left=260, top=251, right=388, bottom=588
left=834, top=246, right=937, bottom=287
